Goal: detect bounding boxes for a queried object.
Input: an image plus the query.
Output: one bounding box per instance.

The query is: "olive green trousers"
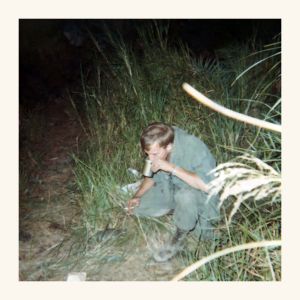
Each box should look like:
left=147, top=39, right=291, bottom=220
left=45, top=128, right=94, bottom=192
left=134, top=180, right=219, bottom=240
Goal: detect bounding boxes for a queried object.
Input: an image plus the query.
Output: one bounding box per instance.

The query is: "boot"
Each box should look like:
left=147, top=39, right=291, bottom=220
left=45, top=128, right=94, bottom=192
left=153, top=228, right=189, bottom=263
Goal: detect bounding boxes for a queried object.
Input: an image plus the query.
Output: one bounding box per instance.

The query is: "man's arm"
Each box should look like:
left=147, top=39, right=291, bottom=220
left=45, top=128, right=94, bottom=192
left=169, top=164, right=209, bottom=192
left=151, top=159, right=209, bottom=192
left=133, top=177, right=155, bottom=198
left=127, top=177, right=155, bottom=213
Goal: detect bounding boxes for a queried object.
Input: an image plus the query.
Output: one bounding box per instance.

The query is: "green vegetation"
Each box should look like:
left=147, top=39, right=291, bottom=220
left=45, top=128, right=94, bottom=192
left=56, top=23, right=281, bottom=280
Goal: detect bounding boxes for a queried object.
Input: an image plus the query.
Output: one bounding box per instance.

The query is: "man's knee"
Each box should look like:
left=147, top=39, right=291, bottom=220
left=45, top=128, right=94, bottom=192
left=133, top=184, right=174, bottom=217
left=134, top=205, right=172, bottom=217
left=174, top=188, right=202, bottom=209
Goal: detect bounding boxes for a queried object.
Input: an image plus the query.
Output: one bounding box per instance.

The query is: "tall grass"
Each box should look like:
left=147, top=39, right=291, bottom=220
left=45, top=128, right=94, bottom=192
left=69, top=22, right=281, bottom=280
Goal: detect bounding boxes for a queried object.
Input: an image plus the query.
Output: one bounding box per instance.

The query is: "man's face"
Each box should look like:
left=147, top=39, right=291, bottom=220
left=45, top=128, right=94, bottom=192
left=144, top=142, right=172, bottom=162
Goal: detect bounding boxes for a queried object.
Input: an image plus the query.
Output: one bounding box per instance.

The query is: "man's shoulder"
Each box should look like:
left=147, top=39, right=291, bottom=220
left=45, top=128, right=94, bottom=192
left=172, top=126, right=210, bottom=155
left=170, top=126, right=215, bottom=171
left=173, top=126, right=201, bottom=141
left=172, top=126, right=189, bottom=136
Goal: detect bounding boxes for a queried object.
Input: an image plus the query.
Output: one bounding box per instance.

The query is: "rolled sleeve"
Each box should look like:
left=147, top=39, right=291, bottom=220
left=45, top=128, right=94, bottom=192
left=184, top=137, right=216, bottom=184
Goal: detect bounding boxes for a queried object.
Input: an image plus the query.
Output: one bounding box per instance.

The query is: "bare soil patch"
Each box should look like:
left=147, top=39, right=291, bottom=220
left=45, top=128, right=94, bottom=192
left=19, top=98, right=83, bottom=280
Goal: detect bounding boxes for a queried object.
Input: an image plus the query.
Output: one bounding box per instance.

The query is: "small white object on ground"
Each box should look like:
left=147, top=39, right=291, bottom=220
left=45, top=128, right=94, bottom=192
left=127, top=168, right=141, bottom=177
left=120, top=180, right=142, bottom=194
left=66, top=272, right=87, bottom=281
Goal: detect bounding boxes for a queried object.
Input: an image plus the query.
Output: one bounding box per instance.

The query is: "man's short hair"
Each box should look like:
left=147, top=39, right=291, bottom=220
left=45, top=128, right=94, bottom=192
left=141, top=122, right=174, bottom=151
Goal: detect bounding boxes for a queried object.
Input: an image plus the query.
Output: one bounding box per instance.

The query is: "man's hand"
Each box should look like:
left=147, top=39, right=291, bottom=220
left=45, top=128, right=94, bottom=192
left=151, top=158, right=174, bottom=173
left=127, top=197, right=140, bottom=215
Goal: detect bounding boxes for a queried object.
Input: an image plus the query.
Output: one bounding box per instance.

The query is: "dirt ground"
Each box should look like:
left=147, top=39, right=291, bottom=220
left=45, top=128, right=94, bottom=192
left=19, top=98, right=187, bottom=281
left=19, top=97, right=84, bottom=280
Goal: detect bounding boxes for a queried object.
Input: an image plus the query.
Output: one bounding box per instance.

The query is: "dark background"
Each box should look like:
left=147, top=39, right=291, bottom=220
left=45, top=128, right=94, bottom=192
left=19, top=19, right=281, bottom=108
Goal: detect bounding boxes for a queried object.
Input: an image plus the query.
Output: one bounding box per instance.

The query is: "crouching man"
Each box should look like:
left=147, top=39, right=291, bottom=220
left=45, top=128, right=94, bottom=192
left=127, top=122, right=219, bottom=262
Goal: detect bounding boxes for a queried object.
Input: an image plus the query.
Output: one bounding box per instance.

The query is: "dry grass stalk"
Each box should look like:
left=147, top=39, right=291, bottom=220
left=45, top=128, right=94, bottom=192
left=171, top=240, right=282, bottom=281
left=208, top=154, right=281, bottom=223
left=182, top=82, right=282, bottom=133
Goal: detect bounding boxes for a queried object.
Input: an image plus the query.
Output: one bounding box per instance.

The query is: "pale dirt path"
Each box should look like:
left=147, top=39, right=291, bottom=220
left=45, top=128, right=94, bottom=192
left=19, top=97, right=84, bottom=280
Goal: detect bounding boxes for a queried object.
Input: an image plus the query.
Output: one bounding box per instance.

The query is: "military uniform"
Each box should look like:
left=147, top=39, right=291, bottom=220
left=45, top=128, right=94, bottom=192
left=134, top=127, right=220, bottom=240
